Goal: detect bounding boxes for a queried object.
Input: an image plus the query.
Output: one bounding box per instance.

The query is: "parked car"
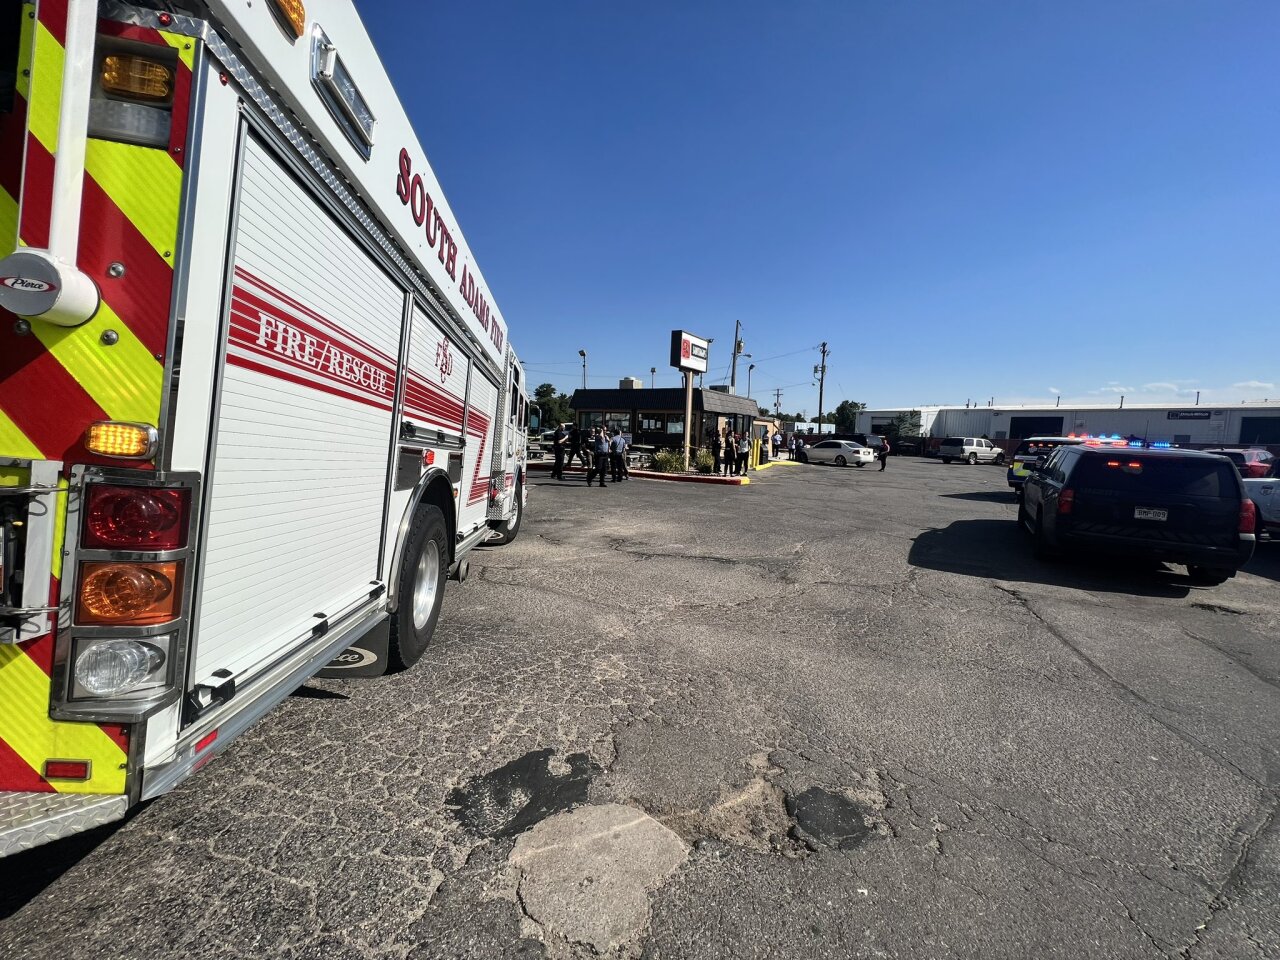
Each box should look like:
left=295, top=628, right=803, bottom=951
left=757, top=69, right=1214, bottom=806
left=939, top=437, right=1005, bottom=465
left=801, top=439, right=877, bottom=467
left=1008, top=437, right=1085, bottom=495
left=1243, top=458, right=1280, bottom=541
left=1204, top=447, right=1275, bottom=479
left=1019, top=445, right=1255, bottom=584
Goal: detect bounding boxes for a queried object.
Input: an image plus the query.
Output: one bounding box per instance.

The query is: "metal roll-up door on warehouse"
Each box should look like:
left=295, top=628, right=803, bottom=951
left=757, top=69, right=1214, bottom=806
left=190, top=134, right=403, bottom=688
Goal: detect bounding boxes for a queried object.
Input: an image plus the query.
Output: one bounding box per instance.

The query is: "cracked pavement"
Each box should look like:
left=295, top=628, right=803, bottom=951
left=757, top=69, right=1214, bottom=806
left=2, top=458, right=1278, bottom=959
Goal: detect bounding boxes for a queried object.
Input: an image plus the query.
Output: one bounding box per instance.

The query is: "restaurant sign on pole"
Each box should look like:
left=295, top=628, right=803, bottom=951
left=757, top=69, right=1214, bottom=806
left=670, top=330, right=710, bottom=469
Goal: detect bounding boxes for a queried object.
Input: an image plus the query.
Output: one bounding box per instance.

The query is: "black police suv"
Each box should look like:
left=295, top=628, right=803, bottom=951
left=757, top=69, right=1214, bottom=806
left=1019, top=445, right=1256, bottom=585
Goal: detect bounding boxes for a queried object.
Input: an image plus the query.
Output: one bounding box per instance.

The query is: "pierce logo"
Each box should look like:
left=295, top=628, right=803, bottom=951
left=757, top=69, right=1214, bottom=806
left=435, top=339, right=454, bottom=383
left=1, top=276, right=57, bottom=293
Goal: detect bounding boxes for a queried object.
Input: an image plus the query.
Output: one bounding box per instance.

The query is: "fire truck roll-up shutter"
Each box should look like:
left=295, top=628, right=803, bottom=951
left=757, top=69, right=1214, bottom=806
left=188, top=132, right=401, bottom=700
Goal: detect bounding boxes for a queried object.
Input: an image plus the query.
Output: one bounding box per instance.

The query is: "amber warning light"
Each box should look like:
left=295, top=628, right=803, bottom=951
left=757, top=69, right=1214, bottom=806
left=86, top=421, right=158, bottom=459
left=100, top=55, right=174, bottom=102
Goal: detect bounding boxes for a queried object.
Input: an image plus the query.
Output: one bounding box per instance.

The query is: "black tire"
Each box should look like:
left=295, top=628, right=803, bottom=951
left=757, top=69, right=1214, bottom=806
left=1187, top=565, right=1231, bottom=586
left=967, top=452, right=978, bottom=465
left=488, top=478, right=523, bottom=545
left=1032, top=509, right=1057, bottom=561
left=994, top=452, right=1005, bottom=465
left=941, top=457, right=952, bottom=464
left=390, top=505, right=448, bottom=670
left=835, top=455, right=847, bottom=467
left=799, top=452, right=809, bottom=464
left=1017, top=498, right=1031, bottom=533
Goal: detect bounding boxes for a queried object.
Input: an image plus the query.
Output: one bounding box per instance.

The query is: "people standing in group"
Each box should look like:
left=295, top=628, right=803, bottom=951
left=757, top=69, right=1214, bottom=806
left=759, top=432, right=769, bottom=463
left=737, top=432, right=750, bottom=475
left=711, top=431, right=723, bottom=475
left=878, top=437, right=891, bottom=471
left=772, top=432, right=782, bottom=460
left=722, top=429, right=735, bottom=476
left=788, top=435, right=796, bottom=460
left=551, top=422, right=568, bottom=480
left=795, top=436, right=805, bottom=462
left=585, top=426, right=609, bottom=487
left=609, top=428, right=628, bottom=483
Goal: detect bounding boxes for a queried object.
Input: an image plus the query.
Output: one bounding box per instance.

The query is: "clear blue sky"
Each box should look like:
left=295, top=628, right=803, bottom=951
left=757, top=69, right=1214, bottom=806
left=361, top=1, right=1279, bottom=415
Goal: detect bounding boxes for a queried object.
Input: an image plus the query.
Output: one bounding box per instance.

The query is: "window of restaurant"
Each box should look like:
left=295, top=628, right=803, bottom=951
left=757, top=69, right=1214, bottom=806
left=604, top=412, right=631, bottom=434
left=579, top=411, right=604, bottom=429
left=639, top=413, right=665, bottom=432
left=666, top=414, right=685, bottom=434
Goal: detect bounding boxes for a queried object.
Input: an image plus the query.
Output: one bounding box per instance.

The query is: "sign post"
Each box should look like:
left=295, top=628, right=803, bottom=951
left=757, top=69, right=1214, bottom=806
left=670, top=330, right=710, bottom=472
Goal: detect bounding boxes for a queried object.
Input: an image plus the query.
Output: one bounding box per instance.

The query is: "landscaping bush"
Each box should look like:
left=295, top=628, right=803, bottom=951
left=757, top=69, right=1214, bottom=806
left=695, top=450, right=714, bottom=474
left=650, top=450, right=685, bottom=473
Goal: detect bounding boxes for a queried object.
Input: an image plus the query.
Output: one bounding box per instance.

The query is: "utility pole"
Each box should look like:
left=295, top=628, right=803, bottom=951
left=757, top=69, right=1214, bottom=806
left=814, top=342, right=828, bottom=431
left=774, top=388, right=783, bottom=418
left=729, top=320, right=744, bottom=393
left=578, top=349, right=587, bottom=389
left=650, top=367, right=656, bottom=389
left=747, top=364, right=755, bottom=400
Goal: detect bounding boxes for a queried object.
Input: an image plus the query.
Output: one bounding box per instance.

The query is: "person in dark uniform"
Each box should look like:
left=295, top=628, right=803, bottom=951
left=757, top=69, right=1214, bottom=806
left=568, top=425, right=583, bottom=469
left=552, top=423, right=568, bottom=480
left=710, top=431, right=723, bottom=475
left=585, top=426, right=609, bottom=487
left=878, top=437, right=891, bottom=471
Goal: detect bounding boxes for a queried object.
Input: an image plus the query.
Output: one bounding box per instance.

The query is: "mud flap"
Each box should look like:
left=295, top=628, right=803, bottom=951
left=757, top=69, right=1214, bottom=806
left=316, top=618, right=391, bottom=678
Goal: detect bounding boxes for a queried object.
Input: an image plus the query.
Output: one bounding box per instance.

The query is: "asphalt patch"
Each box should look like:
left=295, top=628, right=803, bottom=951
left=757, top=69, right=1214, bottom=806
left=447, top=748, right=601, bottom=838
left=785, top=787, right=872, bottom=851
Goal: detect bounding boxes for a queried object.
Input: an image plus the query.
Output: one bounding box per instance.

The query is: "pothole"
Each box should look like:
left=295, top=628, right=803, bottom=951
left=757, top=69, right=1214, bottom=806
left=509, top=803, right=688, bottom=953
left=786, top=786, right=875, bottom=851
left=448, top=749, right=601, bottom=839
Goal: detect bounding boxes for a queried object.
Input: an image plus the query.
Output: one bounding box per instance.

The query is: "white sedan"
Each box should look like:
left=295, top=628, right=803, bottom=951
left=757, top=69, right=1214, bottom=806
left=801, top=439, right=877, bottom=467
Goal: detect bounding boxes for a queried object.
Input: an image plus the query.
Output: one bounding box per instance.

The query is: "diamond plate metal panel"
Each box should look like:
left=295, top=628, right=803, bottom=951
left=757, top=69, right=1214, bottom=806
left=0, top=792, right=128, bottom=857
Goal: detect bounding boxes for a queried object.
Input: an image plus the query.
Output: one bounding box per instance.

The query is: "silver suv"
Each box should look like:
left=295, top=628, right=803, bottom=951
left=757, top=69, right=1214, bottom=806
left=939, top=437, right=1005, bottom=465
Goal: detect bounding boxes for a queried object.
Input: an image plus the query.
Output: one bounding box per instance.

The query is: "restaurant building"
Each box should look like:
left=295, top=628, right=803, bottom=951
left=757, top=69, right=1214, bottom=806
left=570, top=385, right=760, bottom=449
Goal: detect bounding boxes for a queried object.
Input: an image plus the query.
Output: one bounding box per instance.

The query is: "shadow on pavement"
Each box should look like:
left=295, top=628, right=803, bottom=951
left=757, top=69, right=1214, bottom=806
left=909, top=518, right=1193, bottom=598
left=1242, top=545, right=1280, bottom=583
left=939, top=491, right=1016, bottom=503
left=0, top=801, right=151, bottom=921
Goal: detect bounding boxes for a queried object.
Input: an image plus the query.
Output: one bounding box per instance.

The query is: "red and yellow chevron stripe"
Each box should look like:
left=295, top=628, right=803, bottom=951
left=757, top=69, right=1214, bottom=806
left=0, top=1, right=192, bottom=795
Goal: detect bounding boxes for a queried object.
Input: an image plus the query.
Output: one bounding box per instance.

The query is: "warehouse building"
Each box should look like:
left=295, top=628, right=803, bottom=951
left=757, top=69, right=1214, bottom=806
left=854, top=402, right=1280, bottom=446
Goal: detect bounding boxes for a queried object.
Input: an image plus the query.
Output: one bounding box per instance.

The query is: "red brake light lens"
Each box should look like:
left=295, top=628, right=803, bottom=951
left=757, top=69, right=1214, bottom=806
left=1240, top=499, right=1257, bottom=534
left=83, top=485, right=190, bottom=550
left=1057, top=489, right=1075, bottom=515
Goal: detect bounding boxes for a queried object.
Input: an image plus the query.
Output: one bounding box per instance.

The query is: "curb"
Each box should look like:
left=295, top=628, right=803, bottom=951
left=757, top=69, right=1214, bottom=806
left=528, top=462, right=751, bottom=486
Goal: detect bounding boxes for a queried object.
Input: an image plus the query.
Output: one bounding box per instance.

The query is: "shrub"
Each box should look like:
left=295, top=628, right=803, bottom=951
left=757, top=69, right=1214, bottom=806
left=695, top=450, right=714, bottom=474
left=650, top=450, right=685, bottom=473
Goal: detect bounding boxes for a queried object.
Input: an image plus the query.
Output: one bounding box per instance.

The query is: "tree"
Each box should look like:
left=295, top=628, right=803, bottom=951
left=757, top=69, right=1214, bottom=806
left=758, top=406, right=772, bottom=417
left=888, top=410, right=922, bottom=440
left=832, top=400, right=866, bottom=433
left=532, top=383, right=573, bottom=429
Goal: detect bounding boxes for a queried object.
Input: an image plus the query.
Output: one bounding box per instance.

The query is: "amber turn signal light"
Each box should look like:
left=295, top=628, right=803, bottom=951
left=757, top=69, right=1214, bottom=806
left=269, top=0, right=306, bottom=39
left=100, top=55, right=175, bottom=102
left=85, top=421, right=158, bottom=460
left=77, top=561, right=182, bottom=625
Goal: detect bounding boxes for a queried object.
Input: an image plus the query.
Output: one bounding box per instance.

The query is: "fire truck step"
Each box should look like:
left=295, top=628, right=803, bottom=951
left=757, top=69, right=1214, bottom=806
left=0, top=792, right=128, bottom=857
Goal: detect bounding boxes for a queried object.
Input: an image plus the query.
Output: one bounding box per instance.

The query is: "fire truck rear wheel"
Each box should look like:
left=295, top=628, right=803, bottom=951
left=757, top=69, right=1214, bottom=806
left=391, top=504, right=448, bottom=670
left=488, top=478, right=523, bottom=545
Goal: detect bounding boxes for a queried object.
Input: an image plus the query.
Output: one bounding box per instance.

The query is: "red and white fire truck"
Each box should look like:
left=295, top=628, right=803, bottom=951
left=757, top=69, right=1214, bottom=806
left=0, top=0, right=528, bottom=853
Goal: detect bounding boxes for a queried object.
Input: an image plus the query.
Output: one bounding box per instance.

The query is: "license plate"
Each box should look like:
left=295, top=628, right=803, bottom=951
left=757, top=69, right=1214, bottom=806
left=1134, top=507, right=1167, bottom=521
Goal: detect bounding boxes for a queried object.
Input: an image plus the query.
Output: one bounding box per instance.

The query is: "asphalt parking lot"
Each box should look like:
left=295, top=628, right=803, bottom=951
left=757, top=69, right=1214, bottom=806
left=3, top=457, right=1277, bottom=960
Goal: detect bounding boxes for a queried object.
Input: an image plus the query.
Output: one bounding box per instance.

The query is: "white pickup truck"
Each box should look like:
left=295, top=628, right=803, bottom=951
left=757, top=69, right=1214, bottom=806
left=1243, top=459, right=1280, bottom=541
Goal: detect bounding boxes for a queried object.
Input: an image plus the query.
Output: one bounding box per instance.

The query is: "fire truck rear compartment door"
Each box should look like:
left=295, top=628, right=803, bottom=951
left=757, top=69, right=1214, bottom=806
left=458, top=370, right=500, bottom=535
left=189, top=134, right=402, bottom=693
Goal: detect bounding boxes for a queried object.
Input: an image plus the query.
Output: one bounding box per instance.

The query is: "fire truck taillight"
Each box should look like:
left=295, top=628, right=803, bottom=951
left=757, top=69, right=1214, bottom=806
left=100, top=55, right=174, bottom=102
left=77, top=561, right=182, bottom=625
left=83, top=485, right=190, bottom=550
left=85, top=421, right=159, bottom=460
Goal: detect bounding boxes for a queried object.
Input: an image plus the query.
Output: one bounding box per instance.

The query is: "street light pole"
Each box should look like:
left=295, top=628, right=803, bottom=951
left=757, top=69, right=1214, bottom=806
left=747, top=363, right=755, bottom=400
left=650, top=367, right=656, bottom=389
left=729, top=320, right=744, bottom=393
left=578, top=349, right=587, bottom=389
